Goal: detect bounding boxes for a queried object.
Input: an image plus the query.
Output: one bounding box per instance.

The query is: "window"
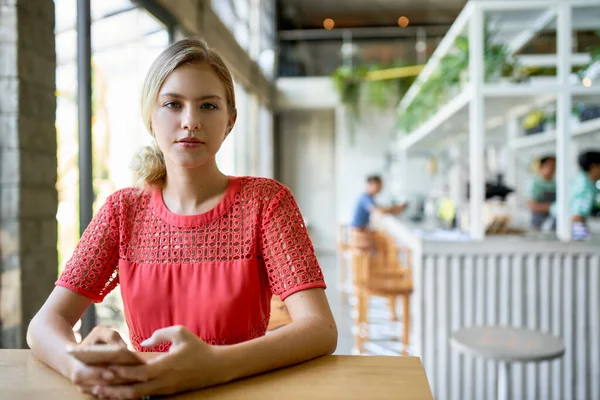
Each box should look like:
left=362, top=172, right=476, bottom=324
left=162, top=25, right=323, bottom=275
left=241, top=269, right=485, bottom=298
left=258, top=105, right=274, bottom=178
left=55, top=0, right=172, bottom=342
left=212, top=0, right=251, bottom=51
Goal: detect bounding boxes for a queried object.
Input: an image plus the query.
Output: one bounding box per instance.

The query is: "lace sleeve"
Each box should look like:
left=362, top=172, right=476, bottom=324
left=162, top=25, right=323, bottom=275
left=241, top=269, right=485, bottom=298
left=56, top=191, right=122, bottom=302
left=260, top=186, right=326, bottom=300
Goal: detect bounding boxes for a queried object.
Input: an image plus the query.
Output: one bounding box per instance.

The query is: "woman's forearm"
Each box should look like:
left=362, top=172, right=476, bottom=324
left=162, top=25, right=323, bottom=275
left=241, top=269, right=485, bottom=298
left=26, top=314, right=78, bottom=379
left=216, top=317, right=337, bottom=383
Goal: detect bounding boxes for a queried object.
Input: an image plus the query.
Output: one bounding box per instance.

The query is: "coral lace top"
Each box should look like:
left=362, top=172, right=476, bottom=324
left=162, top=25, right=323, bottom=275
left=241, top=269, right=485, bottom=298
left=56, top=177, right=326, bottom=352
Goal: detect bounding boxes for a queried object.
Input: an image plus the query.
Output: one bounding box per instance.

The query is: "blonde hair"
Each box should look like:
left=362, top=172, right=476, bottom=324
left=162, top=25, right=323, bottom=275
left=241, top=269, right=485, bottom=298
left=131, top=38, right=237, bottom=188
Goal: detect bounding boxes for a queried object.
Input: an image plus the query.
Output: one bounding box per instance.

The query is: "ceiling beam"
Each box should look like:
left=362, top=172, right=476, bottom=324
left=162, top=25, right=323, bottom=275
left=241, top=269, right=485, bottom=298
left=279, top=24, right=452, bottom=41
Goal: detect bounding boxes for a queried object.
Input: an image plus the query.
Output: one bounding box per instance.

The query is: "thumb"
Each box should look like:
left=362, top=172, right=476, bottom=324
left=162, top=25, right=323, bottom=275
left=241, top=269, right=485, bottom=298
left=141, top=325, right=192, bottom=348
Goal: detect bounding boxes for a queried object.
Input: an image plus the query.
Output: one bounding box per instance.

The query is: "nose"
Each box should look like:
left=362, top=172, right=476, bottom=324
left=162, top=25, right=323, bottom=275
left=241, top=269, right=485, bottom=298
left=181, top=106, right=201, bottom=131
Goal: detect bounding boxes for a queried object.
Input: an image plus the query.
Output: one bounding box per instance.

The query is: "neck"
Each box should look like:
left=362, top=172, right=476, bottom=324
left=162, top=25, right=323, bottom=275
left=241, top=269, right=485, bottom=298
left=162, top=158, right=229, bottom=214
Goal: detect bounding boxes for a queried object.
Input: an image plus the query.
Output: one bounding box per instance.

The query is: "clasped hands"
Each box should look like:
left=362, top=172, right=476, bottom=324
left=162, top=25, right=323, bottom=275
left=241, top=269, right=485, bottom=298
left=69, top=326, right=227, bottom=399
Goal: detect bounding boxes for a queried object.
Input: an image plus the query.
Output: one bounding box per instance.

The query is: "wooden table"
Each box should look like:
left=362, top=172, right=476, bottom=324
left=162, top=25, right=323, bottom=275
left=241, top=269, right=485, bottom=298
left=0, top=350, right=433, bottom=399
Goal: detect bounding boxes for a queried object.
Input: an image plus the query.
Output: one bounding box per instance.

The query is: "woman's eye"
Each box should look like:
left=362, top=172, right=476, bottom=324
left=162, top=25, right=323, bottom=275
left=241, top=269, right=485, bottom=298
left=164, top=102, right=181, bottom=109
left=201, top=103, right=218, bottom=110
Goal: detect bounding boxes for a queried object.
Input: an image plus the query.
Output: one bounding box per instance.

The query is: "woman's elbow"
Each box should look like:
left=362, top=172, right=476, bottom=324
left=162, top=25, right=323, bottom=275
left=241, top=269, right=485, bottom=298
left=26, top=315, right=39, bottom=350
left=320, top=318, right=338, bottom=355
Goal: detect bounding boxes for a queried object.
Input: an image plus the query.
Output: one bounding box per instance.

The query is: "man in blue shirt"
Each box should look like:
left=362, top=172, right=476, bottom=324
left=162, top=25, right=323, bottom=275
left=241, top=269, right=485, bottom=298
left=350, top=175, right=406, bottom=229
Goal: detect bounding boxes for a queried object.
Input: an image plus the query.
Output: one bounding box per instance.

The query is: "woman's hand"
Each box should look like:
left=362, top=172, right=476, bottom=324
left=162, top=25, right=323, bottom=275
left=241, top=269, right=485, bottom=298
left=68, top=326, right=129, bottom=395
left=93, top=326, right=226, bottom=399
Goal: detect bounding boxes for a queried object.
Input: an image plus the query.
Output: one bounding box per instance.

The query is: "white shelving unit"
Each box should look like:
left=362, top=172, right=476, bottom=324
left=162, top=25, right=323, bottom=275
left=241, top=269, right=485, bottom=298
left=510, top=116, right=600, bottom=150
left=395, top=0, right=600, bottom=242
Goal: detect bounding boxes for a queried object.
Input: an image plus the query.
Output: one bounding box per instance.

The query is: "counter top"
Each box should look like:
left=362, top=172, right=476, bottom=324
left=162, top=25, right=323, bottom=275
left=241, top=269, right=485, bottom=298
left=376, top=215, right=600, bottom=254
left=0, top=350, right=434, bottom=400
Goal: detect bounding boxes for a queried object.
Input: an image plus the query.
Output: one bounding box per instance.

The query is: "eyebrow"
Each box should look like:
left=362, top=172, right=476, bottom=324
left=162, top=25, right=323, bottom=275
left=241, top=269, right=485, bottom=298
left=159, top=93, right=224, bottom=101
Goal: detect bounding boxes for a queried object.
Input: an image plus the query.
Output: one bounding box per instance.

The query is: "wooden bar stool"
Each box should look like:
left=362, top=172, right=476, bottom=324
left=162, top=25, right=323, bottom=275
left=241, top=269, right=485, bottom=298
left=349, top=229, right=413, bottom=355
left=336, top=224, right=352, bottom=296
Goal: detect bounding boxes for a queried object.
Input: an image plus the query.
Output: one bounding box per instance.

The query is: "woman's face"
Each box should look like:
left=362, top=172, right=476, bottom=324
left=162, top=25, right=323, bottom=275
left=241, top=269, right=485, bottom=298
left=151, top=63, right=236, bottom=170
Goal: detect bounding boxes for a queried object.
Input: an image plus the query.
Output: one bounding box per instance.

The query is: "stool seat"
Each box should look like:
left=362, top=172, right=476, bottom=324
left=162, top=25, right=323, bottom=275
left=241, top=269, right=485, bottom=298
left=450, top=326, right=565, bottom=363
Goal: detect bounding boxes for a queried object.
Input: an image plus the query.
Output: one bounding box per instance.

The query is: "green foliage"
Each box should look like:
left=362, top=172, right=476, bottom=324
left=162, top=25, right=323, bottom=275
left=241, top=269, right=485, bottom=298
left=331, top=63, right=415, bottom=117
left=397, top=20, right=516, bottom=134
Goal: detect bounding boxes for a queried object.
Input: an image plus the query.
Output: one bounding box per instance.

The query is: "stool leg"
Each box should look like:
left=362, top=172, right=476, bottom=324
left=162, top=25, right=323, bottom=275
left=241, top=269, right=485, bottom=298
left=497, top=361, right=512, bottom=400
left=387, top=296, right=398, bottom=321
left=402, top=293, right=410, bottom=353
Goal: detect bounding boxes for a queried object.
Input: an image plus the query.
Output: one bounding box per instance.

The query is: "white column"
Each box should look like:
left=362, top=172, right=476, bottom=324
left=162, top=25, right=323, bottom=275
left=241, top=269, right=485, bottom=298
left=468, top=3, right=486, bottom=241
left=556, top=3, right=572, bottom=242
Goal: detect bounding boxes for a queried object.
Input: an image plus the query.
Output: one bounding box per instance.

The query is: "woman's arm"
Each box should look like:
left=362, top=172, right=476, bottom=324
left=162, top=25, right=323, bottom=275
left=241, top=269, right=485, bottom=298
left=217, top=288, right=337, bottom=382
left=28, top=190, right=124, bottom=383
left=98, top=288, right=337, bottom=399
left=26, top=287, right=92, bottom=378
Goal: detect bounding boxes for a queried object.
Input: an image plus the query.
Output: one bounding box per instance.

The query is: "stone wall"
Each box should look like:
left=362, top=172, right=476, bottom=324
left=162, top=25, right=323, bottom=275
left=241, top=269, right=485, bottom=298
left=0, top=0, right=57, bottom=348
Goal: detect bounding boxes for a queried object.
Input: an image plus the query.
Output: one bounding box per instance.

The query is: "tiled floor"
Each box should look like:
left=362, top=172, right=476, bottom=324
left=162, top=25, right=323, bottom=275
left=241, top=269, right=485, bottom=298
left=318, top=252, right=414, bottom=356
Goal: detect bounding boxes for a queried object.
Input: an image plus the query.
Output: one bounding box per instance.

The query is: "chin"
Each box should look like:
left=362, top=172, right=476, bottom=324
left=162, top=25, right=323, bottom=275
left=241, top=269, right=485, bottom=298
left=170, top=157, right=211, bottom=170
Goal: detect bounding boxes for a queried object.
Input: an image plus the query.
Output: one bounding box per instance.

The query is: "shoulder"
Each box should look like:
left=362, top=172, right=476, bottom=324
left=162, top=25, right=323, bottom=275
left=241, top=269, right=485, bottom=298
left=237, top=176, right=291, bottom=201
left=102, top=187, right=152, bottom=212
left=360, top=193, right=374, bottom=203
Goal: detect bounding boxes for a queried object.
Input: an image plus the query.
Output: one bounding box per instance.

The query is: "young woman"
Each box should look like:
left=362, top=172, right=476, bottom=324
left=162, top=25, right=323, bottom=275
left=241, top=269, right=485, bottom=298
left=27, top=38, right=337, bottom=399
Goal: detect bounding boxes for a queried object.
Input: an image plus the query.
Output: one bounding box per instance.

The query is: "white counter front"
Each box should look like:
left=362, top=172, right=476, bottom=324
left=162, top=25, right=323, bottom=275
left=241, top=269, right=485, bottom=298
left=376, top=215, right=600, bottom=400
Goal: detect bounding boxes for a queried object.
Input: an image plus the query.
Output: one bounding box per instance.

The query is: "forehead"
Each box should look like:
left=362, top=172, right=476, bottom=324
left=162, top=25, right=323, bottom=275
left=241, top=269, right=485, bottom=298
left=159, top=63, right=226, bottom=96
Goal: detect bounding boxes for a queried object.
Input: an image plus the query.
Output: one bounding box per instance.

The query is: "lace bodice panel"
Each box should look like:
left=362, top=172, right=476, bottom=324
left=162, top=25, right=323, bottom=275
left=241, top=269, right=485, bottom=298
left=57, top=176, right=326, bottom=302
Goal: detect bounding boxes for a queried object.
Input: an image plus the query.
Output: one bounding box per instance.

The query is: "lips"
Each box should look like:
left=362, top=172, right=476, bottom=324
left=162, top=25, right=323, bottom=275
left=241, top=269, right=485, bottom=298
left=176, top=137, right=205, bottom=144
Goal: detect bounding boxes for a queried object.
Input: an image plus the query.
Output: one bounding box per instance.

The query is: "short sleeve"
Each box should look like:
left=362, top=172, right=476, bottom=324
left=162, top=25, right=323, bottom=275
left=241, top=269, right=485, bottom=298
left=570, top=176, right=595, bottom=217
left=361, top=194, right=376, bottom=211
left=528, top=178, right=542, bottom=201
left=259, top=186, right=326, bottom=300
left=56, top=192, right=122, bottom=302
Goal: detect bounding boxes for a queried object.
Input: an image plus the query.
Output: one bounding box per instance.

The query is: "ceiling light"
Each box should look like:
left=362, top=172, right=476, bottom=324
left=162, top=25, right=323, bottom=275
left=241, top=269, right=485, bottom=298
left=582, top=77, right=592, bottom=87
left=398, top=16, right=409, bottom=28
left=323, top=18, right=335, bottom=30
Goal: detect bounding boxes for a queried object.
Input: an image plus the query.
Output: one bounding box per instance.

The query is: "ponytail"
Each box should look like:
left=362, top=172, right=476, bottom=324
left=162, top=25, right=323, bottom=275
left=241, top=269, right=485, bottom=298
left=131, top=141, right=166, bottom=188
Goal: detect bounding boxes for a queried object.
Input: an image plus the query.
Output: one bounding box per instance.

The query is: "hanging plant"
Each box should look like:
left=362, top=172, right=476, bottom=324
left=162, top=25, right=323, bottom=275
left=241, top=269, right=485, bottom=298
left=397, top=18, right=519, bottom=135
left=332, top=62, right=414, bottom=144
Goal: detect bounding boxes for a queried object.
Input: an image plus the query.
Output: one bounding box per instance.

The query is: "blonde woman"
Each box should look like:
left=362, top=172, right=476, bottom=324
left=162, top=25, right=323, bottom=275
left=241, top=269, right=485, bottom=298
left=27, top=38, right=337, bottom=399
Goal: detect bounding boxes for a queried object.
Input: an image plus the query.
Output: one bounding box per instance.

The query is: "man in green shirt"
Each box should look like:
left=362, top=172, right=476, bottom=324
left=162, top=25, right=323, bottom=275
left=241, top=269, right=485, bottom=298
left=527, top=155, right=556, bottom=230
left=551, top=150, right=600, bottom=239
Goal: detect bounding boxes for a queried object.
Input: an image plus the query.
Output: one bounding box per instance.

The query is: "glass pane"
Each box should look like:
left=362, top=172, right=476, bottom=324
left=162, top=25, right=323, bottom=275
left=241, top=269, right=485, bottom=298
left=212, top=0, right=236, bottom=30
left=54, top=0, right=77, bottom=32
left=234, top=23, right=250, bottom=50
left=258, top=105, right=274, bottom=178
left=234, top=0, right=250, bottom=21
left=92, top=8, right=165, bottom=52
left=55, top=0, right=170, bottom=343
left=55, top=0, right=135, bottom=32
left=91, top=0, right=134, bottom=20
left=231, top=80, right=249, bottom=175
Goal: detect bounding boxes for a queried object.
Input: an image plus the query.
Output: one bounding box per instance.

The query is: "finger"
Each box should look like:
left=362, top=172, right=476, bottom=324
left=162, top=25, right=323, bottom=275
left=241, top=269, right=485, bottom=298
left=141, top=325, right=192, bottom=348
left=94, top=378, right=168, bottom=400
left=71, top=365, right=114, bottom=386
left=94, top=329, right=127, bottom=346
left=76, top=385, right=94, bottom=395
left=108, top=354, right=174, bottom=382
left=107, top=364, right=152, bottom=383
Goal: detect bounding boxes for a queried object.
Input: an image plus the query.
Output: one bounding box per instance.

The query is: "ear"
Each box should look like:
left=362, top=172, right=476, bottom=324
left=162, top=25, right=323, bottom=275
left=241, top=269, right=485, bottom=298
left=226, top=110, right=237, bottom=136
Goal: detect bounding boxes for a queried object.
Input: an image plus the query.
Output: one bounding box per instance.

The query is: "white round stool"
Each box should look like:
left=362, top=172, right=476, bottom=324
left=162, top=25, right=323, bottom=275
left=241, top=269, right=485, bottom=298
left=450, top=326, right=565, bottom=400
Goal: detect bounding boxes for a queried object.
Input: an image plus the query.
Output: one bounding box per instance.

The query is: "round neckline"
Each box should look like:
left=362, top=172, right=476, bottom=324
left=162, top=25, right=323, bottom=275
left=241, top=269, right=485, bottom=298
left=150, top=176, right=242, bottom=227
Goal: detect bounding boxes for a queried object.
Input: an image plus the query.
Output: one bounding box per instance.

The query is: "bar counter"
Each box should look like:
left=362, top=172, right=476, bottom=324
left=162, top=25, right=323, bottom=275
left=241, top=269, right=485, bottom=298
left=376, top=215, right=600, bottom=400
